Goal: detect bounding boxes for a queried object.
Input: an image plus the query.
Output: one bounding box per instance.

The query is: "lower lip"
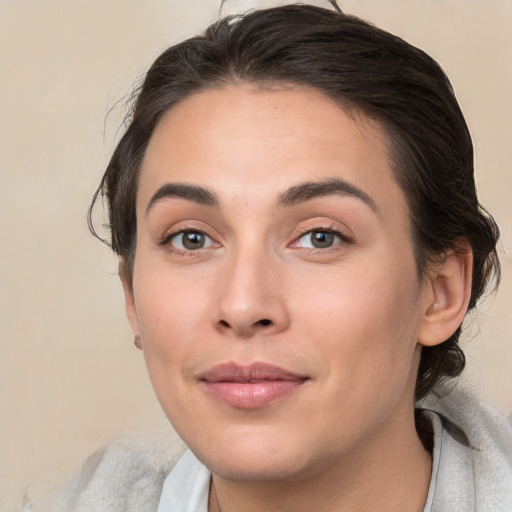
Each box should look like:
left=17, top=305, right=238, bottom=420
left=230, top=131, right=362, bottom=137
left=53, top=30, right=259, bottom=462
left=202, top=380, right=305, bottom=408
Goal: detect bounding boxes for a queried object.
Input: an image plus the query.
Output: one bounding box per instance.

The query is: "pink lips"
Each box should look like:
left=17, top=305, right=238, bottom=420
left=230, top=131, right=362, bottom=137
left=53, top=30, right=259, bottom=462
left=200, top=362, right=308, bottom=409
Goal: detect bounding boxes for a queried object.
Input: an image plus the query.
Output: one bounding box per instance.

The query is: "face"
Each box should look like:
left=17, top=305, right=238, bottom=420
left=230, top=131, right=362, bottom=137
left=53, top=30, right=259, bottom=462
left=125, top=85, right=434, bottom=481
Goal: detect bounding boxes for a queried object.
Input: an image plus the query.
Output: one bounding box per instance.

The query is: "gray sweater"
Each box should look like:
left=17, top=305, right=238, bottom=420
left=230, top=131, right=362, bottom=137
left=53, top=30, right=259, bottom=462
left=44, top=386, right=512, bottom=512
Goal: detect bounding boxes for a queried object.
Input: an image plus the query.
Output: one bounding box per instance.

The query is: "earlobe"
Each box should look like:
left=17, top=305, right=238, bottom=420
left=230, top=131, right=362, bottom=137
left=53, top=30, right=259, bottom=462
left=119, top=259, right=140, bottom=336
left=418, top=243, right=473, bottom=347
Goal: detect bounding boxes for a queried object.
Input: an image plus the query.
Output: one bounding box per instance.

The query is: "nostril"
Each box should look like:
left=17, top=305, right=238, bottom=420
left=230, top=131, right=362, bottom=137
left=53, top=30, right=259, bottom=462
left=216, top=317, right=273, bottom=333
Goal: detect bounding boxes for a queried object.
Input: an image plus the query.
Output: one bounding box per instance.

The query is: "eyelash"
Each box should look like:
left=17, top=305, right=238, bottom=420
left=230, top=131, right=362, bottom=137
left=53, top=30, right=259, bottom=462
left=291, top=225, right=352, bottom=251
left=160, top=228, right=218, bottom=256
left=159, top=224, right=352, bottom=257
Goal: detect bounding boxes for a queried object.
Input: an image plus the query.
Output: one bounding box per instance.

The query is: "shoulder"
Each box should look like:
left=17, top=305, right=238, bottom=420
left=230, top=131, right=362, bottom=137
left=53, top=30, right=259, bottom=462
left=49, top=435, right=186, bottom=512
left=422, top=385, right=512, bottom=455
left=420, top=385, right=512, bottom=511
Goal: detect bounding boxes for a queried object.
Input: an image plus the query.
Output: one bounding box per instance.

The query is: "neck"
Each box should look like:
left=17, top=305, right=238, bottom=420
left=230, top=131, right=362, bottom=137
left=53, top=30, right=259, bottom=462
left=208, top=409, right=432, bottom=512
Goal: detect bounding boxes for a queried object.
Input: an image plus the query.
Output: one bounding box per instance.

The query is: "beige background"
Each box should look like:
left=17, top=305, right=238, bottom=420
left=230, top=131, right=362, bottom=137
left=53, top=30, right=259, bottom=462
left=1, top=0, right=511, bottom=509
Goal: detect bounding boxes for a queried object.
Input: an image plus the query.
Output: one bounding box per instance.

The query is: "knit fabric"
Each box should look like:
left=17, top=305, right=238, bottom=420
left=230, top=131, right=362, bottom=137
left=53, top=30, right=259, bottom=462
left=48, top=436, right=186, bottom=512
left=420, top=386, right=512, bottom=511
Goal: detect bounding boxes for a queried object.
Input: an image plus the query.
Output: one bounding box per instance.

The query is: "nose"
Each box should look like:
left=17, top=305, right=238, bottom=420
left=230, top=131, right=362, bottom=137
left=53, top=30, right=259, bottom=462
left=213, top=248, right=290, bottom=338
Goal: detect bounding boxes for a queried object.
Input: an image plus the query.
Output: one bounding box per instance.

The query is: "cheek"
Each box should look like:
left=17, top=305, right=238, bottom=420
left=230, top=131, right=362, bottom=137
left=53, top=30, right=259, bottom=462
left=134, top=255, right=212, bottom=335
left=294, top=259, right=423, bottom=400
left=132, top=269, right=212, bottom=394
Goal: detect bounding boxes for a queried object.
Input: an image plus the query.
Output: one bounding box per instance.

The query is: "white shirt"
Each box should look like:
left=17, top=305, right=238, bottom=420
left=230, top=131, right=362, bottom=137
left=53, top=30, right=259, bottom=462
left=157, top=449, right=211, bottom=512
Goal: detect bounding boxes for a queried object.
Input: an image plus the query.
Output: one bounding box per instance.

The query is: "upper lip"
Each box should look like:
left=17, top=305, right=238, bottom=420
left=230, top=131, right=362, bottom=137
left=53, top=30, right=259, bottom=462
left=199, top=362, right=308, bottom=383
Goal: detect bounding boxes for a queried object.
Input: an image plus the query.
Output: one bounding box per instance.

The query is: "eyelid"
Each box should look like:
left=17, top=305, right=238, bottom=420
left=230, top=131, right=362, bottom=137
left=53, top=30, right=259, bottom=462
left=159, top=225, right=221, bottom=256
left=292, top=222, right=352, bottom=243
left=288, top=222, right=353, bottom=251
left=296, top=231, right=341, bottom=248
left=161, top=227, right=207, bottom=244
left=171, top=230, right=215, bottom=250
left=157, top=218, right=215, bottom=243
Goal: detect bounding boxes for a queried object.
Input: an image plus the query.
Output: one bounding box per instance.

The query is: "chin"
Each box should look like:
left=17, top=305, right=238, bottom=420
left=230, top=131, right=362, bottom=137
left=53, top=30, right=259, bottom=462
left=186, top=423, right=323, bottom=483
left=204, top=451, right=311, bottom=483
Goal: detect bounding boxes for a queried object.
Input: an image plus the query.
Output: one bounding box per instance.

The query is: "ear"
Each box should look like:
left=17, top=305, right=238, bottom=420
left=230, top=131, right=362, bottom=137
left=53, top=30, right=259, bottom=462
left=119, top=259, right=140, bottom=336
left=418, top=242, right=473, bottom=347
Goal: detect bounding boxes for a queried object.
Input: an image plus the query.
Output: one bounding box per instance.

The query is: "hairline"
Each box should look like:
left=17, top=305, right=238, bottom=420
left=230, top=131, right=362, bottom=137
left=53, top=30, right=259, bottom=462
left=122, top=80, right=426, bottom=283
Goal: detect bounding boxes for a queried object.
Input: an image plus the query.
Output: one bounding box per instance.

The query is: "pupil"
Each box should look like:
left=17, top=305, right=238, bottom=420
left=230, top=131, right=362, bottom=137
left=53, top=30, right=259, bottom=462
left=312, top=231, right=333, bottom=248
left=183, top=232, right=204, bottom=250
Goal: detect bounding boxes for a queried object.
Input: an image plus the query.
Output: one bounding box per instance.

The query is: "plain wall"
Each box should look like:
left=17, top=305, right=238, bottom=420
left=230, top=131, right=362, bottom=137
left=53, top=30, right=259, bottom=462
left=1, top=0, right=511, bottom=509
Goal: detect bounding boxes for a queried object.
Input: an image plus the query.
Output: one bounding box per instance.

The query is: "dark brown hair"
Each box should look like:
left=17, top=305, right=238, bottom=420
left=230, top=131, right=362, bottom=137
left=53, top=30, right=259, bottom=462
left=90, top=5, right=500, bottom=400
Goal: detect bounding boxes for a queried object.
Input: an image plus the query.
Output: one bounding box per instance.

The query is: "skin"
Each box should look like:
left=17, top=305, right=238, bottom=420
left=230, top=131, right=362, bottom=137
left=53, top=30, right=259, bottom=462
left=122, top=85, right=472, bottom=511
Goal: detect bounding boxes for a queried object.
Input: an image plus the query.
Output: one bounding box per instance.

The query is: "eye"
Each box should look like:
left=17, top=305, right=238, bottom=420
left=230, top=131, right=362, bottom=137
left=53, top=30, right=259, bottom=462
left=295, top=229, right=344, bottom=249
left=168, top=230, right=215, bottom=251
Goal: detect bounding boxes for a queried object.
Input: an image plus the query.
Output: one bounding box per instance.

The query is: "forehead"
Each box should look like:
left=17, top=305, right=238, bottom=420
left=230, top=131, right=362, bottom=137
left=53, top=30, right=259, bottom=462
left=138, top=84, right=407, bottom=221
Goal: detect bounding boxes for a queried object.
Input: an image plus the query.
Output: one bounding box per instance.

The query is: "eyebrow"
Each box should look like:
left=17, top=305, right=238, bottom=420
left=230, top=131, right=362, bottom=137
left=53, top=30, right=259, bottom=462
left=146, top=178, right=377, bottom=214
left=146, top=183, right=219, bottom=214
left=278, top=178, right=378, bottom=212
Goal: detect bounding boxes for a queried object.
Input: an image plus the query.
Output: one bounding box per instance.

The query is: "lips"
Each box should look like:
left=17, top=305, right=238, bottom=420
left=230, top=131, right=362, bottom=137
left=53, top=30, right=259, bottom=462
left=199, top=362, right=308, bottom=409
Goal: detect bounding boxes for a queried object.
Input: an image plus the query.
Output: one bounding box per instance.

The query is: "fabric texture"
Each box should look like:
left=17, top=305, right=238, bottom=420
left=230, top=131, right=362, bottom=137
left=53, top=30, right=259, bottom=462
left=156, top=450, right=210, bottom=512
left=43, top=386, right=512, bottom=512
left=420, top=386, right=512, bottom=511
left=47, top=436, right=186, bottom=512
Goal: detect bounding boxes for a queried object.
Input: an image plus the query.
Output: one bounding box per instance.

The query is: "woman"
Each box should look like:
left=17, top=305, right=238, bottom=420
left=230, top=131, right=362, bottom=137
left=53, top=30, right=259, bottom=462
left=54, top=3, right=512, bottom=511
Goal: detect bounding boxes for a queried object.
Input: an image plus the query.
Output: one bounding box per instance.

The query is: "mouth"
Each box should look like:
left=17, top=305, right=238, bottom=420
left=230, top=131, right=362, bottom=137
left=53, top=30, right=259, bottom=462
left=199, top=362, right=309, bottom=409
